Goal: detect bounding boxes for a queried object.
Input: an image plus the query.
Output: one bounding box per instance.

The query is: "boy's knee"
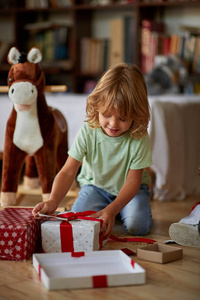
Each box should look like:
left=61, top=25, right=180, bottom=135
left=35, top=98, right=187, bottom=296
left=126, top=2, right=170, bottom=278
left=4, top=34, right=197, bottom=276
left=122, top=216, right=152, bottom=236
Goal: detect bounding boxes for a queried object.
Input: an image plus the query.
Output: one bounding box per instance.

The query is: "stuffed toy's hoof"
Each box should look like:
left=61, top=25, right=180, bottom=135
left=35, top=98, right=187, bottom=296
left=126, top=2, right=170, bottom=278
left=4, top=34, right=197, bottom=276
left=42, top=193, right=51, bottom=202
left=23, top=176, right=40, bottom=189
left=1, top=192, right=17, bottom=206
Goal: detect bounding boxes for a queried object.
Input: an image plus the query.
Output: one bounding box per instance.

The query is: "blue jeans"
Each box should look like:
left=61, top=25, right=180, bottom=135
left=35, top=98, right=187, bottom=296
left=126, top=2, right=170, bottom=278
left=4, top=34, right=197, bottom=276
left=71, top=184, right=153, bottom=236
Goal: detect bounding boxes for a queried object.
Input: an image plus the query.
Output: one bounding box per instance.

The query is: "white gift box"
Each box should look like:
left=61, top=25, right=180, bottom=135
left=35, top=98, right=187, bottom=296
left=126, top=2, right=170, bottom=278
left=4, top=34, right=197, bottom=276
left=33, top=250, right=146, bottom=290
left=41, top=217, right=105, bottom=253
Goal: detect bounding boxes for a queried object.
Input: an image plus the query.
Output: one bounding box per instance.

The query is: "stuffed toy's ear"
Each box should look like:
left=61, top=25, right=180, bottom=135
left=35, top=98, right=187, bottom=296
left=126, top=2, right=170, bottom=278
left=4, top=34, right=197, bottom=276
left=8, top=47, right=21, bottom=65
left=27, top=47, right=42, bottom=64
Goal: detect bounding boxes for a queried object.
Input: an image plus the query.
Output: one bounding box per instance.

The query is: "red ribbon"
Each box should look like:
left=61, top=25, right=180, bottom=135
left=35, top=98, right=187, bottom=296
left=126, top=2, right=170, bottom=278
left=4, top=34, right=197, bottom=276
left=59, top=211, right=97, bottom=220
left=109, top=234, right=156, bottom=244
left=38, top=264, right=41, bottom=280
left=71, top=252, right=85, bottom=257
left=92, top=275, right=108, bottom=288
left=55, top=211, right=103, bottom=253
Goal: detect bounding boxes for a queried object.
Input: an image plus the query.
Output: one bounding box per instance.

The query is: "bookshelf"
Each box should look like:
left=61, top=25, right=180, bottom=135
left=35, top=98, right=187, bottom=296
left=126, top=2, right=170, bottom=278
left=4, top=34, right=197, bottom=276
left=0, top=0, right=200, bottom=93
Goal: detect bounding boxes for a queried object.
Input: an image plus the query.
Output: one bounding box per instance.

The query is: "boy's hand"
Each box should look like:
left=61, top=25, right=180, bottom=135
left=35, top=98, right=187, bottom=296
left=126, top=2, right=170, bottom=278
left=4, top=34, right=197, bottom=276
left=90, top=209, right=116, bottom=240
left=32, top=200, right=57, bottom=218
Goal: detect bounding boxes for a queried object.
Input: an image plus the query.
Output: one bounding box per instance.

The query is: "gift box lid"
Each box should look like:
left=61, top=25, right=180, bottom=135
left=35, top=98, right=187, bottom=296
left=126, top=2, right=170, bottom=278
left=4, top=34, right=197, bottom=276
left=33, top=250, right=146, bottom=290
left=137, top=243, right=183, bottom=264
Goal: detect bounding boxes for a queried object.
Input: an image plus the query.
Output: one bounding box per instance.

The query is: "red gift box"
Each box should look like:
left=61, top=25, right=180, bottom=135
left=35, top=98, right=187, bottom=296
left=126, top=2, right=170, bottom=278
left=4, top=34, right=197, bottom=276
left=0, top=208, right=41, bottom=261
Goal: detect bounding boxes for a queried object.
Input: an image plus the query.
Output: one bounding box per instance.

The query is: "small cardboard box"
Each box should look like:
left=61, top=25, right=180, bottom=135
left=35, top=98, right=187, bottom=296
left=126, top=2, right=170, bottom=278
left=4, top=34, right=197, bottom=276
left=33, top=250, right=146, bottom=290
left=137, top=243, right=183, bottom=264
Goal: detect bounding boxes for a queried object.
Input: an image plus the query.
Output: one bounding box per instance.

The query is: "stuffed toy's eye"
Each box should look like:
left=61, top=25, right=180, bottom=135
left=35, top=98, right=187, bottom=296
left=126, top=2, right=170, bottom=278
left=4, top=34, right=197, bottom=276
left=9, top=77, right=12, bottom=82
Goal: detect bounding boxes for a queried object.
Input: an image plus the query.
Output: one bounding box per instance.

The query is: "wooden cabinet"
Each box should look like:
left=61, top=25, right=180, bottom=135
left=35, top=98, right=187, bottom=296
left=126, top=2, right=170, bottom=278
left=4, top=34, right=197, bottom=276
left=0, top=1, right=200, bottom=93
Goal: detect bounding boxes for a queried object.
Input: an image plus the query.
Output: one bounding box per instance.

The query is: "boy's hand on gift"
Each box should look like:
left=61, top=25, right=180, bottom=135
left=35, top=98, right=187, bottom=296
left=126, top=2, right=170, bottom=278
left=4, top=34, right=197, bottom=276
left=90, top=209, right=115, bottom=239
left=32, top=200, right=57, bottom=218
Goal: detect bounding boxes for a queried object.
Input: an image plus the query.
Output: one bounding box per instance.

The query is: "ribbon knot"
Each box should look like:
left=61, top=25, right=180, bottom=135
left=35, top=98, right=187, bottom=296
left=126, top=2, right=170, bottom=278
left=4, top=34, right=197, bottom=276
left=58, top=210, right=97, bottom=221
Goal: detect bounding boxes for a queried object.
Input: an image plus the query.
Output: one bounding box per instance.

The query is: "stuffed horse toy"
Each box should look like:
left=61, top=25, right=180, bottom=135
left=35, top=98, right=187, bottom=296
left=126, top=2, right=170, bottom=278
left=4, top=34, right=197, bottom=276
left=0, top=47, right=68, bottom=206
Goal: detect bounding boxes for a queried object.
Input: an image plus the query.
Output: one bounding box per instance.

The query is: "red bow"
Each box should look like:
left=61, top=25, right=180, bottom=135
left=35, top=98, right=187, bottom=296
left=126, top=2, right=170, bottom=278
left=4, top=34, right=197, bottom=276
left=58, top=210, right=97, bottom=221
left=52, top=211, right=103, bottom=253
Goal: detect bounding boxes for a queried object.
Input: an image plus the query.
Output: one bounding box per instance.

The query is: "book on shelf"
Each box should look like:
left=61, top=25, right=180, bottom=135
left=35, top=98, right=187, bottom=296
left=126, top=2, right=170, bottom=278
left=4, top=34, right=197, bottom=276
left=141, top=19, right=165, bottom=74
left=109, top=18, right=124, bottom=68
left=192, top=36, right=200, bottom=73
left=80, top=37, right=90, bottom=74
left=103, top=39, right=110, bottom=72
left=89, top=39, right=101, bottom=74
left=124, top=16, right=136, bottom=65
left=163, top=36, right=171, bottom=56
left=80, top=37, right=107, bottom=74
left=48, top=0, right=59, bottom=7
left=169, top=34, right=179, bottom=55
left=43, top=30, right=55, bottom=61
left=180, top=34, right=196, bottom=72
left=25, top=0, right=35, bottom=8
left=54, top=27, right=69, bottom=60
left=109, top=15, right=137, bottom=68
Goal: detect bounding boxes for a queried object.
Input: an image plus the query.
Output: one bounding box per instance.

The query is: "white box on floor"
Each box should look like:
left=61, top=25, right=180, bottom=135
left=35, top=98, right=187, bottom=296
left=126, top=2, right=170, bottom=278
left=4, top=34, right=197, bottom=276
left=41, top=218, right=106, bottom=253
left=33, top=250, right=146, bottom=290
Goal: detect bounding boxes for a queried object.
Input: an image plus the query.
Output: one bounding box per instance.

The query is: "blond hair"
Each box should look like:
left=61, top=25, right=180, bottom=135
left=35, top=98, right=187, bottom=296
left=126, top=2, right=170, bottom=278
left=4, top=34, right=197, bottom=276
left=86, top=63, right=150, bottom=138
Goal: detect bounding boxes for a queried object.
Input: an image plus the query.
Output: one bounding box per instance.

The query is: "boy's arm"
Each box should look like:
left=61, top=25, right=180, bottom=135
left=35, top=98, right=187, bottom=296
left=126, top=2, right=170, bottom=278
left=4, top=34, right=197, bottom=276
left=91, top=169, right=143, bottom=239
left=32, top=156, right=81, bottom=217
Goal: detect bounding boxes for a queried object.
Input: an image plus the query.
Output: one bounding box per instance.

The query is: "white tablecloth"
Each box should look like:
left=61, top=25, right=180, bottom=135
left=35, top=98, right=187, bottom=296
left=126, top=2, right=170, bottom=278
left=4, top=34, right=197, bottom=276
left=0, top=93, right=200, bottom=200
left=148, top=95, right=200, bottom=200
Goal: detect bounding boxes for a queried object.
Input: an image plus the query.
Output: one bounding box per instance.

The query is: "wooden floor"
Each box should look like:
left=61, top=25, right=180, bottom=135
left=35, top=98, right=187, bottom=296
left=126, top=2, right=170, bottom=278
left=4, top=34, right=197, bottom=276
left=0, top=192, right=200, bottom=300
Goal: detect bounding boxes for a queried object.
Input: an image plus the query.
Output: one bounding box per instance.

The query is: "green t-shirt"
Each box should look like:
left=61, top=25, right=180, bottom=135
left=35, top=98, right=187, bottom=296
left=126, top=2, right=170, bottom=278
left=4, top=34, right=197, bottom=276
left=68, top=123, right=152, bottom=196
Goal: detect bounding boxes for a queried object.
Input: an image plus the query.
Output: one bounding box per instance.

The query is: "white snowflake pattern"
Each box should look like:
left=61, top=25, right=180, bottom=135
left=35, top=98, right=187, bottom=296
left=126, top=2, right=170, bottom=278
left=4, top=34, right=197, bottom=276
left=4, top=232, right=9, bottom=238
left=8, top=225, right=13, bottom=229
left=0, top=225, right=5, bottom=229
left=16, top=254, right=21, bottom=259
left=16, top=245, right=21, bottom=251
left=4, top=249, right=10, bottom=254
left=12, top=232, right=17, bottom=238
left=18, top=238, right=22, bottom=243
left=0, top=240, right=5, bottom=246
left=8, top=240, right=13, bottom=246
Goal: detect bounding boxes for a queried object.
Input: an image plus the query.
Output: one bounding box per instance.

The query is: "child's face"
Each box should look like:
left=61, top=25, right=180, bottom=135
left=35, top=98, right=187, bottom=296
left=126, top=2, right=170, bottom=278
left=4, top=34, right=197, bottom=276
left=98, top=108, right=134, bottom=137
